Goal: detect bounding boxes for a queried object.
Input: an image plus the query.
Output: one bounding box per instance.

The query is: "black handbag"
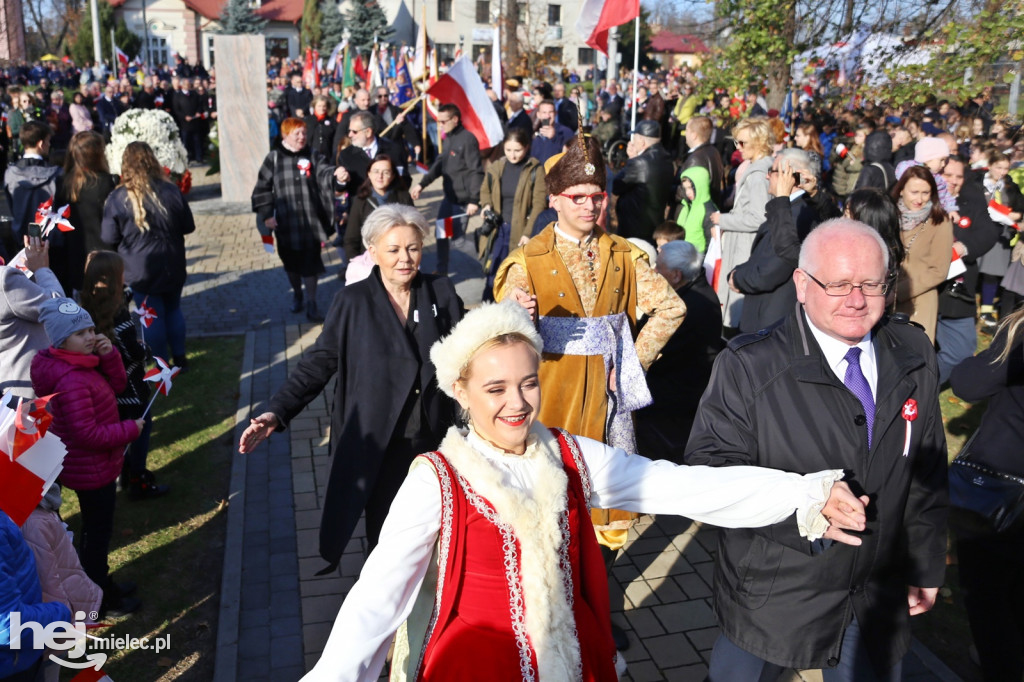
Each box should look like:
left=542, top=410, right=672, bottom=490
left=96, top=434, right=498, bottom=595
left=948, top=432, right=1024, bottom=537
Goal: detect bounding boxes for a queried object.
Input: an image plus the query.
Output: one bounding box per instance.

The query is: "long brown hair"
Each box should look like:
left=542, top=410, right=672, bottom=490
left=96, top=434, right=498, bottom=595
left=796, top=123, right=824, bottom=156
left=80, top=250, right=126, bottom=340
left=119, top=141, right=169, bottom=232
left=63, top=131, right=109, bottom=202
left=891, top=165, right=947, bottom=225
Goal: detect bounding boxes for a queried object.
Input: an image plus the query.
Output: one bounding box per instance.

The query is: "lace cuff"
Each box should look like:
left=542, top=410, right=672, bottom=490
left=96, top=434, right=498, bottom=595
left=795, top=470, right=845, bottom=541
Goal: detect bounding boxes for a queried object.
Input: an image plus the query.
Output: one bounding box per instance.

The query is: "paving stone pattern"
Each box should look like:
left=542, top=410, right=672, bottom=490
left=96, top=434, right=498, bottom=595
left=194, top=167, right=961, bottom=681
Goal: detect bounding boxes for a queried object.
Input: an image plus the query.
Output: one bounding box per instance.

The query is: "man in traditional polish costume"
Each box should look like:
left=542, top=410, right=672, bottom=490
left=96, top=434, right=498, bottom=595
left=493, top=135, right=686, bottom=636
left=300, top=301, right=869, bottom=681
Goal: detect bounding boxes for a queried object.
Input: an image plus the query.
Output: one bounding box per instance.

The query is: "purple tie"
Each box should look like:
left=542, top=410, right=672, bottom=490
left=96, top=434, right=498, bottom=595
left=844, top=347, right=874, bottom=447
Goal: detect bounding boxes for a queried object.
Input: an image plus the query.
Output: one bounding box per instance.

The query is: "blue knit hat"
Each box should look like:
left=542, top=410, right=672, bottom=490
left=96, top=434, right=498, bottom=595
left=38, top=297, right=94, bottom=348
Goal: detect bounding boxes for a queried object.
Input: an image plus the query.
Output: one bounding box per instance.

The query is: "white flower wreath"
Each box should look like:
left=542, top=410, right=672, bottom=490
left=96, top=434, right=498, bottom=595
left=105, top=109, right=188, bottom=175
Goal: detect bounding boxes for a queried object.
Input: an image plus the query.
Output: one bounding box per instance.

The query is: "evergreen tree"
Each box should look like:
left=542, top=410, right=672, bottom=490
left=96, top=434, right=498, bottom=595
left=70, top=0, right=142, bottom=67
left=301, top=0, right=322, bottom=49
left=320, top=0, right=346, bottom=51
left=218, top=0, right=268, bottom=34
left=342, top=0, right=393, bottom=51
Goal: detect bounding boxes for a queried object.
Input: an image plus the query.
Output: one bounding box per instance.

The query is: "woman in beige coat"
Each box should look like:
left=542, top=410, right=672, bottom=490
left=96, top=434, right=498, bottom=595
left=892, top=165, right=953, bottom=342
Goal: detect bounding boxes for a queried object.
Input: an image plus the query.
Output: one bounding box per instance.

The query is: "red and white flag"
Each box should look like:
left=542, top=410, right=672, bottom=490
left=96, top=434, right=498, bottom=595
left=261, top=233, right=275, bottom=254
left=411, top=16, right=428, bottom=81
left=426, top=56, right=503, bottom=150
left=947, top=247, right=966, bottom=280
left=435, top=217, right=454, bottom=239
left=576, top=0, right=640, bottom=55
left=132, top=297, right=158, bottom=328
left=34, top=198, right=74, bottom=238
left=115, top=46, right=129, bottom=67
left=989, top=200, right=1020, bottom=231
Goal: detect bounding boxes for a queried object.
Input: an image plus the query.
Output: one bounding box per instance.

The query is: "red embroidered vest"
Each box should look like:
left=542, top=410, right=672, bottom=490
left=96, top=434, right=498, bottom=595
left=408, top=428, right=617, bottom=681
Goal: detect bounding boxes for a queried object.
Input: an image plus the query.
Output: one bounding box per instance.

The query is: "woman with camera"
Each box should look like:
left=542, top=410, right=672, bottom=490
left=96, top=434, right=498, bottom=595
left=479, top=128, right=548, bottom=301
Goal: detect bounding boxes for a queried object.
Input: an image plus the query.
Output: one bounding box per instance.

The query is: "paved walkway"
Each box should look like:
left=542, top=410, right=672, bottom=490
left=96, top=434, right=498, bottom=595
left=182, top=170, right=963, bottom=681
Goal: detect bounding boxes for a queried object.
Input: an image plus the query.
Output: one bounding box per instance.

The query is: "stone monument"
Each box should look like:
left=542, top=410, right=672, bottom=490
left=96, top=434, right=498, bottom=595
left=212, top=35, right=269, bottom=204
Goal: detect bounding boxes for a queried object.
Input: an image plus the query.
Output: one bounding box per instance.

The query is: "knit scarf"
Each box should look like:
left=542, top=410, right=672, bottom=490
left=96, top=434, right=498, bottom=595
left=897, top=198, right=933, bottom=232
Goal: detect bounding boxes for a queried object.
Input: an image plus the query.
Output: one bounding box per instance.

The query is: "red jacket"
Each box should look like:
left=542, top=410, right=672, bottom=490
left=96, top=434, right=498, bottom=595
left=30, top=347, right=139, bottom=490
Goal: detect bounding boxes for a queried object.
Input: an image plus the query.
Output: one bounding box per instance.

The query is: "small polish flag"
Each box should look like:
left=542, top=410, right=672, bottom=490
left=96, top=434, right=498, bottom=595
left=435, top=217, right=454, bottom=239
left=115, top=46, right=129, bottom=67
left=989, top=200, right=1020, bottom=231
left=262, top=234, right=274, bottom=254
left=415, top=161, right=430, bottom=174
left=947, top=247, right=966, bottom=280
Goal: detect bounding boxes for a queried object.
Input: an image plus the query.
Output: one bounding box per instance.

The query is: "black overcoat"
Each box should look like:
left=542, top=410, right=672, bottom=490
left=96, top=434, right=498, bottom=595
left=267, top=268, right=463, bottom=568
left=685, top=306, right=948, bottom=672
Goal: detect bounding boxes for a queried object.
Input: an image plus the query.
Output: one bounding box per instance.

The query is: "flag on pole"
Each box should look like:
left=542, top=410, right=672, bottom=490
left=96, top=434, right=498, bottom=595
left=303, top=47, right=316, bottom=88
left=426, top=56, right=504, bottom=149
left=395, top=54, right=415, bottom=105
left=575, top=0, right=640, bottom=55
left=326, top=40, right=346, bottom=74
left=342, top=46, right=356, bottom=88
left=947, top=247, right=967, bottom=281
left=411, top=18, right=428, bottom=81
left=989, top=200, right=1021, bottom=231
left=353, top=52, right=367, bottom=83
left=491, top=24, right=502, bottom=100
left=703, top=234, right=722, bottom=290
left=367, top=40, right=382, bottom=89
left=115, top=46, right=129, bottom=67
left=425, top=47, right=440, bottom=121
left=0, top=394, right=65, bottom=527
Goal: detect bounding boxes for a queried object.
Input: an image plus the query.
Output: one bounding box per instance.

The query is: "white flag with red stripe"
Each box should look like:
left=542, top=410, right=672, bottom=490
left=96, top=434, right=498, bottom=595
left=115, top=46, right=129, bottom=67
left=576, top=0, right=640, bottom=55
left=947, top=247, right=966, bottom=280
left=426, top=56, right=503, bottom=149
left=435, top=217, right=454, bottom=239
left=703, top=234, right=722, bottom=290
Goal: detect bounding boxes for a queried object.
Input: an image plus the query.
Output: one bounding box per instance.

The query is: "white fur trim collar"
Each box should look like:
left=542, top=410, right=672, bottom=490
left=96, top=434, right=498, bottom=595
left=438, top=423, right=582, bottom=681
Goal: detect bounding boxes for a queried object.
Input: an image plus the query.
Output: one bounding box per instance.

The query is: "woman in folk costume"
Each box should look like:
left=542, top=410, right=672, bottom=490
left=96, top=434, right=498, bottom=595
left=300, top=301, right=869, bottom=682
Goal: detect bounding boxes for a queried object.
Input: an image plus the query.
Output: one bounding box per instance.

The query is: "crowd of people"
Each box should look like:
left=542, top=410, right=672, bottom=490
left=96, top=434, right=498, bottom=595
left=2, top=49, right=1024, bottom=682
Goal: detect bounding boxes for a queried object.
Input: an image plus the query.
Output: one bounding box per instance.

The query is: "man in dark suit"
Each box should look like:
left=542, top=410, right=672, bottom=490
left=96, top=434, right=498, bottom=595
left=95, top=83, right=120, bottom=138
left=552, top=82, right=579, bottom=132
left=680, top=116, right=725, bottom=207
left=505, top=92, right=533, bottom=134
left=686, top=219, right=947, bottom=682
left=284, top=74, right=312, bottom=118
left=334, top=111, right=409, bottom=193
left=372, top=85, right=418, bottom=155
left=172, top=81, right=203, bottom=163
left=332, top=89, right=386, bottom=162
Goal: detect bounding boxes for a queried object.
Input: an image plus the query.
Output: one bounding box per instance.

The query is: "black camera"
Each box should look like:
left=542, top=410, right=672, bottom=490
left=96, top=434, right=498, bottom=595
left=479, top=208, right=503, bottom=237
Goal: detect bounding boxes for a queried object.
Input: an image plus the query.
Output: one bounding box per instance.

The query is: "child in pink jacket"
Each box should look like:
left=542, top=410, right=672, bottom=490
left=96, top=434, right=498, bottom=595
left=30, top=297, right=143, bottom=618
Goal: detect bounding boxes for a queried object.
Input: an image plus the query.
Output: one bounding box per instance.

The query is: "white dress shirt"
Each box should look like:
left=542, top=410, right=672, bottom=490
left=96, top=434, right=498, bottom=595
left=805, top=316, right=878, bottom=400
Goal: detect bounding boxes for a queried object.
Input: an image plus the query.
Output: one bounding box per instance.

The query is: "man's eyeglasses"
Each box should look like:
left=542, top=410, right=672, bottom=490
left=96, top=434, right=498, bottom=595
left=348, top=128, right=366, bottom=135
left=805, top=271, right=889, bottom=296
left=558, top=192, right=607, bottom=207
left=377, top=93, right=389, bottom=99
left=437, top=117, right=452, bottom=125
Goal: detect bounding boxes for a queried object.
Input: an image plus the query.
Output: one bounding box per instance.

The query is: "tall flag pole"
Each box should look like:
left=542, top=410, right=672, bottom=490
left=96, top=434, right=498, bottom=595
left=492, top=22, right=502, bottom=101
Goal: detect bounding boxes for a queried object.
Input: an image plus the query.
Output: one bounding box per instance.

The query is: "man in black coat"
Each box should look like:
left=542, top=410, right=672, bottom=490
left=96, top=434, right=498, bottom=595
left=410, top=104, right=484, bottom=275
left=505, top=92, right=533, bottom=135
left=612, top=120, right=674, bottom=242
left=172, top=82, right=203, bottom=163
left=371, top=85, right=419, bottom=155
left=284, top=74, right=313, bottom=118
left=730, top=149, right=820, bottom=333
left=687, top=219, right=947, bottom=681
left=552, top=82, right=579, bottom=132
left=334, top=111, right=409, bottom=194
left=680, top=116, right=725, bottom=206
left=332, top=89, right=386, bottom=160
left=936, top=154, right=1000, bottom=383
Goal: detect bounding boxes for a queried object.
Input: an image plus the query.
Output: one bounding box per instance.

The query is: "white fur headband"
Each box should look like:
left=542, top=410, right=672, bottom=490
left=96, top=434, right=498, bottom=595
left=430, top=300, right=544, bottom=398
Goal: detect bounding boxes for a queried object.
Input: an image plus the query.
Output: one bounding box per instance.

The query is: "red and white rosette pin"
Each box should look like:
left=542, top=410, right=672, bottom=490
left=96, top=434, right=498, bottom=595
left=297, top=159, right=311, bottom=177
left=901, top=398, right=918, bottom=457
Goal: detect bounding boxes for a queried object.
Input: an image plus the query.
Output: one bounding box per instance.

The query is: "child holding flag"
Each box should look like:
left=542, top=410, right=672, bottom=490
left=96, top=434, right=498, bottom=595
left=80, top=251, right=169, bottom=500
left=30, top=297, right=143, bottom=617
